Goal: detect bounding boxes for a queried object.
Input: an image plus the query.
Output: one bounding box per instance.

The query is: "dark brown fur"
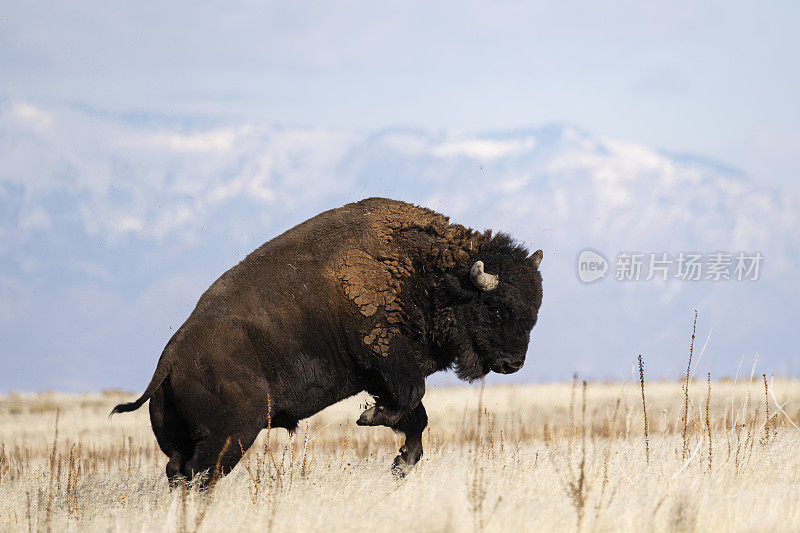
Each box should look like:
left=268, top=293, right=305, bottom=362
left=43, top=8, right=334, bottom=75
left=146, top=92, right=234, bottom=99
left=112, top=198, right=543, bottom=484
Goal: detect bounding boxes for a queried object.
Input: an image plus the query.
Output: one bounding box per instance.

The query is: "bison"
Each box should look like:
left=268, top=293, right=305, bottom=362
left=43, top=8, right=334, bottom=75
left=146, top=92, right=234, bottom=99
left=112, top=198, right=543, bottom=484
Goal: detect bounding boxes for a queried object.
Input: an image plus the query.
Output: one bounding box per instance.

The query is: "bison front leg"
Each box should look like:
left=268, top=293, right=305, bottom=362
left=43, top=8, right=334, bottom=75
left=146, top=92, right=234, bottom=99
left=390, top=402, right=427, bottom=477
left=355, top=370, right=426, bottom=475
left=356, top=401, right=428, bottom=476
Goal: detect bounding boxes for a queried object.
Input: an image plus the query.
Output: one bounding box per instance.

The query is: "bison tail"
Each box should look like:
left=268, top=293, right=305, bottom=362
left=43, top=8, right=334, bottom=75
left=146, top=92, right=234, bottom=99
left=109, top=357, right=172, bottom=418
left=109, top=399, right=146, bottom=416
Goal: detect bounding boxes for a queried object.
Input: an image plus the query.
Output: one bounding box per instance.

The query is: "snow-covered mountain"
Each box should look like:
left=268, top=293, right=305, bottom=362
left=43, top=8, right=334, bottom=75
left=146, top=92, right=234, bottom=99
left=1, top=100, right=797, bottom=391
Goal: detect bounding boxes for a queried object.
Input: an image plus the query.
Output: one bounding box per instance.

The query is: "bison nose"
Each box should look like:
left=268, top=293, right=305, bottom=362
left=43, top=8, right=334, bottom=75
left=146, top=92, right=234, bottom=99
left=492, top=356, right=524, bottom=374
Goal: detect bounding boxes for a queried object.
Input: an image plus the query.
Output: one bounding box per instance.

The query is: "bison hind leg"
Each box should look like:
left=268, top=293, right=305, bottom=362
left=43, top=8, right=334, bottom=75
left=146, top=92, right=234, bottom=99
left=165, top=452, right=186, bottom=487
left=182, top=421, right=264, bottom=490
left=149, top=382, right=195, bottom=487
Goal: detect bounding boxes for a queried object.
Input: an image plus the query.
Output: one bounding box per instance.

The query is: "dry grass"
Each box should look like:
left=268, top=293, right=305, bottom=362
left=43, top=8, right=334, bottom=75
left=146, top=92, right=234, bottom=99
left=1, top=376, right=800, bottom=532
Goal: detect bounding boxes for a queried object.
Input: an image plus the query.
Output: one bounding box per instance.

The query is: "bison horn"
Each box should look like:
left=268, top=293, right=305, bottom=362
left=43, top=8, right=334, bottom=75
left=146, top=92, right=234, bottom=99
left=529, top=249, right=543, bottom=269
left=470, top=261, right=499, bottom=291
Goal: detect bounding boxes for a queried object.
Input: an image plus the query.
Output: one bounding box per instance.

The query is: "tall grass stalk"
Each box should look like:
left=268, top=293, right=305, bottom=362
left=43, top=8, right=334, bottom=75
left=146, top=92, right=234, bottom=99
left=682, top=310, right=697, bottom=460
left=638, top=355, right=650, bottom=464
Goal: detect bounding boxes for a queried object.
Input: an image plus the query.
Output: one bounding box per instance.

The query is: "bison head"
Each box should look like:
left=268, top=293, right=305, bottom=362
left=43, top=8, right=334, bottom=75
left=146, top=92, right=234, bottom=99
left=434, top=240, right=543, bottom=382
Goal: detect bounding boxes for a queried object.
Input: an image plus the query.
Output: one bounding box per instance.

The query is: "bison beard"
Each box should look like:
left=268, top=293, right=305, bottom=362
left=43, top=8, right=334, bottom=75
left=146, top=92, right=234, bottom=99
left=111, top=198, right=543, bottom=486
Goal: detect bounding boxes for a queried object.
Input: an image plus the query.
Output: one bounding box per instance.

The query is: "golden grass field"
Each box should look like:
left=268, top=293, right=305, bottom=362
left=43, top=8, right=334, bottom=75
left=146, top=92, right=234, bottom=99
left=1, top=368, right=800, bottom=532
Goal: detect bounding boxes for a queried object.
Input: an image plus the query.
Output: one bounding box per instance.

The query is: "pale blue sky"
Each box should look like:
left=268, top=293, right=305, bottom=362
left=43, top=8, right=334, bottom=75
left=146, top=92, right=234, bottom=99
left=2, top=1, right=799, bottom=190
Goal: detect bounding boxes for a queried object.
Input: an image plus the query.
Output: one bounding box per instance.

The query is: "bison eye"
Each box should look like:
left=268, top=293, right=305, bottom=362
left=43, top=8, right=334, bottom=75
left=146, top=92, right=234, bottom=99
left=489, top=305, right=508, bottom=324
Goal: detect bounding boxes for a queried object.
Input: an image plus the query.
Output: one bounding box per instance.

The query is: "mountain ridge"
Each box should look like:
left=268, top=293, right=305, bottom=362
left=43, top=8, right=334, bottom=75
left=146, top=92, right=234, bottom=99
left=1, top=100, right=797, bottom=391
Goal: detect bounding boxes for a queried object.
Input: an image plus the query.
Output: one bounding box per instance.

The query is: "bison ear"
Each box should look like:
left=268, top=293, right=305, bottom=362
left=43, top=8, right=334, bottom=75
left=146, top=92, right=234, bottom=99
left=529, top=249, right=543, bottom=269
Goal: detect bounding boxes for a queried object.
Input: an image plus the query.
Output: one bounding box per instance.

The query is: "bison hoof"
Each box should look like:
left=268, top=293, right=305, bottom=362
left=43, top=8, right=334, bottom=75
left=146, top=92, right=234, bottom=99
left=356, top=406, right=380, bottom=426
left=391, top=454, right=415, bottom=478
left=391, top=445, right=420, bottom=478
left=357, top=405, right=399, bottom=426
